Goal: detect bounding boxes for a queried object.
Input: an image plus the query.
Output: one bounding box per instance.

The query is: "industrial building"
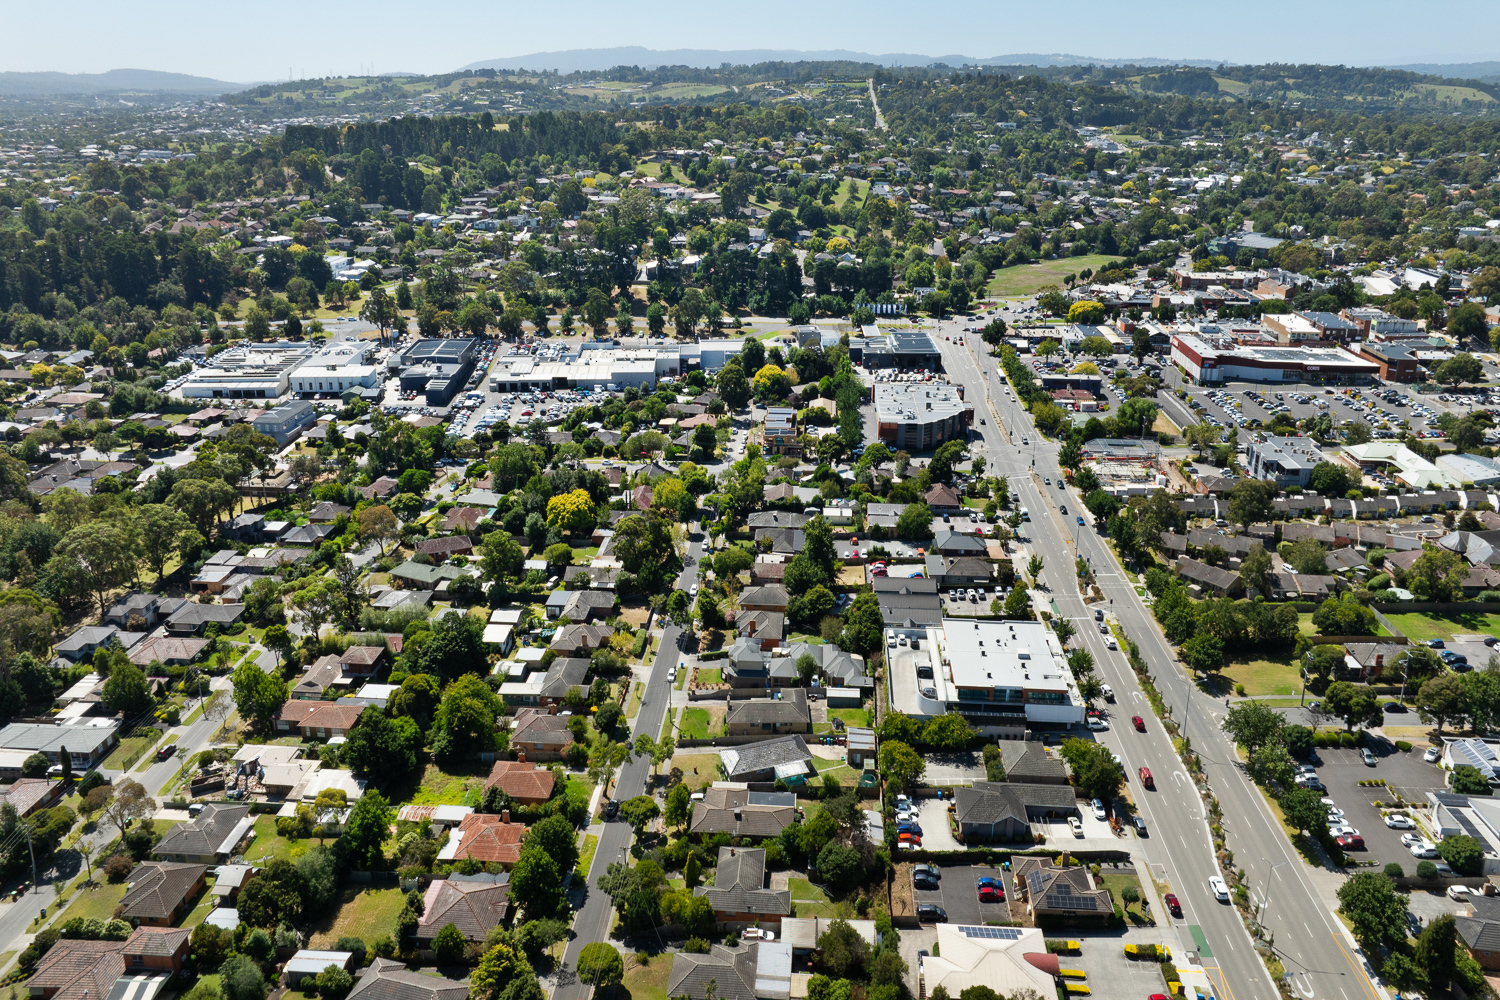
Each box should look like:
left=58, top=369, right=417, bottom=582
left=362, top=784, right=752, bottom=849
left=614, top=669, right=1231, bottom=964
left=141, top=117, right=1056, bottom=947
left=486, top=341, right=744, bottom=393
left=849, top=327, right=942, bottom=369
left=289, top=344, right=381, bottom=398
left=389, top=339, right=478, bottom=405
left=180, top=343, right=315, bottom=399
left=873, top=383, right=971, bottom=450
left=252, top=400, right=317, bottom=444
left=1170, top=332, right=1379, bottom=385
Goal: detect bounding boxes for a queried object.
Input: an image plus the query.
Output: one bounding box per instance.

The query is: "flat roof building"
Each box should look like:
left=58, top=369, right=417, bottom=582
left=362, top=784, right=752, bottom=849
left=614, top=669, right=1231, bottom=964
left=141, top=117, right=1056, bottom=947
left=181, top=343, right=315, bottom=399
left=874, top=382, right=971, bottom=451
left=290, top=343, right=381, bottom=397
left=391, top=339, right=478, bottom=405
left=251, top=400, right=317, bottom=445
left=1171, top=332, right=1379, bottom=385
left=1245, top=435, right=1329, bottom=487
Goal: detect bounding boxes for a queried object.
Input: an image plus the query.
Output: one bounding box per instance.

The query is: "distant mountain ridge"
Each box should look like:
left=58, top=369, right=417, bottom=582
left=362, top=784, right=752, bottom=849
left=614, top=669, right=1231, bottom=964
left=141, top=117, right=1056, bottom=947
left=459, top=47, right=1225, bottom=73
left=0, top=69, right=241, bottom=96
left=1391, top=61, right=1500, bottom=82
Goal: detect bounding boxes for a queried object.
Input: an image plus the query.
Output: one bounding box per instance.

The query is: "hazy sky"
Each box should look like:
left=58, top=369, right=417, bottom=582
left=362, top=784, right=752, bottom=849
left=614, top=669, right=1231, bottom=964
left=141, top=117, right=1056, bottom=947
left=4, top=0, right=1500, bottom=82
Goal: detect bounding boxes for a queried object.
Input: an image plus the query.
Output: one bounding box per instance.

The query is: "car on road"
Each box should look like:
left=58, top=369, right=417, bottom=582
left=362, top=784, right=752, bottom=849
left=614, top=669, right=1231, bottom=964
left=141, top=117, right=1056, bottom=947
left=1106, top=635, right=1118, bottom=649
left=1068, top=817, right=1084, bottom=836
left=1138, top=767, right=1154, bottom=789
left=1086, top=717, right=1107, bottom=731
left=1133, top=715, right=1146, bottom=732
left=156, top=744, right=176, bottom=761
left=1099, top=621, right=1108, bottom=633
left=916, top=903, right=947, bottom=922
left=1133, top=815, right=1148, bottom=835
left=1209, top=876, right=1230, bottom=902
left=1163, top=893, right=1181, bottom=917
left=1102, top=684, right=1115, bottom=701
left=978, top=885, right=1005, bottom=903
left=1425, top=746, right=1442, bottom=763
left=1385, top=814, right=1416, bottom=829
left=1077, top=516, right=1085, bottom=526
left=1091, top=798, right=1106, bottom=820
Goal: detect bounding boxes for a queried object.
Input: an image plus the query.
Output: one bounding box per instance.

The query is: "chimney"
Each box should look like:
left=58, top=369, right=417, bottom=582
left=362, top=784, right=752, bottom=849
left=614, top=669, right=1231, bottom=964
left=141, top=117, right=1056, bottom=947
left=502, top=809, right=511, bottom=823
left=1060, top=851, right=1070, bottom=868
left=517, top=749, right=526, bottom=764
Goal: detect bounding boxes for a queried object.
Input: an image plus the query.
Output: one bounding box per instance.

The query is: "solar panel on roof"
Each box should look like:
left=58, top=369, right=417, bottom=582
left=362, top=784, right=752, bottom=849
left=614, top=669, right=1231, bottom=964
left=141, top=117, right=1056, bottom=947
left=958, top=925, right=1024, bottom=940
left=1042, top=894, right=1100, bottom=911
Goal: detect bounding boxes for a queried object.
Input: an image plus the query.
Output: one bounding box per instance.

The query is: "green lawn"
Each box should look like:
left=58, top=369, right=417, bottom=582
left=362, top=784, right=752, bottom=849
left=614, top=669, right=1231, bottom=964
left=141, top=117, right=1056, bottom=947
left=829, top=707, right=872, bottom=728
left=789, top=878, right=846, bottom=918
left=626, top=682, right=645, bottom=719
left=697, top=667, right=722, bottom=685
left=53, top=881, right=126, bottom=926
left=180, top=888, right=216, bottom=929
left=564, top=775, right=595, bottom=812
left=104, top=732, right=164, bottom=771
left=621, top=953, right=670, bottom=1000
left=1385, top=611, right=1500, bottom=644
left=410, top=763, right=486, bottom=806
left=1098, top=871, right=1152, bottom=925
left=307, top=887, right=407, bottom=948
left=674, top=669, right=688, bottom=691
left=986, top=255, right=1125, bottom=299
left=245, top=814, right=324, bottom=864
left=668, top=753, right=721, bottom=787
left=678, top=708, right=714, bottom=740
left=1215, top=653, right=1303, bottom=697
left=577, top=834, right=599, bottom=879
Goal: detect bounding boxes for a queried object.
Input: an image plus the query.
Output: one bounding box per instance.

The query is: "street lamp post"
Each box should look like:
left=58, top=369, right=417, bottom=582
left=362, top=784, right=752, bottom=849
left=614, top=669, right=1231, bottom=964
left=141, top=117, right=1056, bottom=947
left=1258, top=858, right=1293, bottom=933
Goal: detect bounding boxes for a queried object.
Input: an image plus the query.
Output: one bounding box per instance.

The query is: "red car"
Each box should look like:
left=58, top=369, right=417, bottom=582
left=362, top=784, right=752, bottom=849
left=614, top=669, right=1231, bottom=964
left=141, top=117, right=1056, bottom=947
left=1133, top=715, right=1146, bottom=732
left=899, top=831, right=922, bottom=845
left=1164, top=893, right=1181, bottom=917
left=978, top=886, right=1004, bottom=903
left=1336, top=834, right=1366, bottom=851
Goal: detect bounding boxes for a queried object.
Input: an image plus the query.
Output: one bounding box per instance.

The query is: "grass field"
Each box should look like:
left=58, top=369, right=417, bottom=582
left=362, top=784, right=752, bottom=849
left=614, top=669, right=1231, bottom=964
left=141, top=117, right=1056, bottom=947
left=1385, top=611, right=1500, bottom=644
left=677, top=708, right=714, bottom=740
left=1098, top=871, right=1152, bottom=925
left=986, top=255, right=1125, bottom=299
left=564, top=775, right=595, bottom=813
left=790, top=877, right=844, bottom=918
left=621, top=953, right=670, bottom=1000
left=1215, top=652, right=1302, bottom=697
left=53, top=881, right=126, bottom=926
left=626, top=682, right=645, bottom=719
left=307, top=887, right=406, bottom=948
left=577, top=833, right=598, bottom=879
left=829, top=707, right=873, bottom=728
left=246, top=815, right=313, bottom=864
left=409, top=763, right=486, bottom=806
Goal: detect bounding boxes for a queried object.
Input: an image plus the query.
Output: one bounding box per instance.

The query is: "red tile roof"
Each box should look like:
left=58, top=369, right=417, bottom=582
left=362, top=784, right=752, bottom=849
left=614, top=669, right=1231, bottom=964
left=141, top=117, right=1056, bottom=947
left=483, top=762, right=556, bottom=804
left=450, top=814, right=526, bottom=864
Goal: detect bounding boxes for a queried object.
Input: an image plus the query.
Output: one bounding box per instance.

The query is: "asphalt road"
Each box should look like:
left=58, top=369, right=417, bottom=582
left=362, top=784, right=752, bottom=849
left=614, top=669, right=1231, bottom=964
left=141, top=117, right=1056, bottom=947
left=927, top=319, right=1385, bottom=1000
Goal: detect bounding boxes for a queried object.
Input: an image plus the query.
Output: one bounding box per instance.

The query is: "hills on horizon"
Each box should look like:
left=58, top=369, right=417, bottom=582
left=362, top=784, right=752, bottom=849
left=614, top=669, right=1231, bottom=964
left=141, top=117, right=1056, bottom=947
left=459, top=46, right=1226, bottom=73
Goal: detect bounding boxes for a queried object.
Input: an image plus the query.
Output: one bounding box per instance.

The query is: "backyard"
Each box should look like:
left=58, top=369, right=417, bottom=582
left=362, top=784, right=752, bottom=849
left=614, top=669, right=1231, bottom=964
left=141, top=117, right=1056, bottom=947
left=307, top=887, right=406, bottom=947
left=620, top=953, right=670, bottom=1000
left=985, top=255, right=1125, bottom=299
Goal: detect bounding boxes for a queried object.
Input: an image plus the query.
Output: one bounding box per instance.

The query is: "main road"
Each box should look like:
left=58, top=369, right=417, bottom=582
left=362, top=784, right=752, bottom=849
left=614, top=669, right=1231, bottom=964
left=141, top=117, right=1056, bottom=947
left=925, top=317, right=1384, bottom=1000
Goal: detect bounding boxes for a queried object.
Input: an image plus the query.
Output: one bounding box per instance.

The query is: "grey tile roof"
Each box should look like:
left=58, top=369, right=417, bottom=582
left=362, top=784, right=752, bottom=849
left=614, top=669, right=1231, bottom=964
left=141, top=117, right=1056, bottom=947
left=154, top=803, right=252, bottom=858
left=727, top=689, right=809, bottom=726
left=668, top=945, right=758, bottom=1000
left=695, top=848, right=790, bottom=916
left=347, top=958, right=469, bottom=1000
left=688, top=788, right=795, bottom=838
left=119, top=862, right=206, bottom=920
left=539, top=658, right=590, bottom=698
left=719, top=735, right=813, bottom=780
left=955, top=781, right=1077, bottom=827
left=998, top=742, right=1068, bottom=783
left=416, top=879, right=511, bottom=941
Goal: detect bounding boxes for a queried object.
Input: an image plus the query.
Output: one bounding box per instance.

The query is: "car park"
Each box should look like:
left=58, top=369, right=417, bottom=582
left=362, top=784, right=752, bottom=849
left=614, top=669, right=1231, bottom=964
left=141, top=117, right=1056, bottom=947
left=978, top=885, right=1005, bottom=903
left=913, top=864, right=941, bottom=881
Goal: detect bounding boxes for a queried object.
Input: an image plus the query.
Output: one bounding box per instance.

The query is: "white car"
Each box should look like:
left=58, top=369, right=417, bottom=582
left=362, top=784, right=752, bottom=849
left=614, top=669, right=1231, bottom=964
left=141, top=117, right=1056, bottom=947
left=1330, top=824, right=1359, bottom=838
left=1449, top=884, right=1473, bottom=901
left=1106, top=636, right=1118, bottom=650
left=1410, top=841, right=1440, bottom=859
left=1400, top=832, right=1425, bottom=848
left=1209, top=876, right=1230, bottom=902
left=1087, top=717, right=1107, bottom=731
left=1091, top=798, right=1106, bottom=820
left=1385, top=814, right=1416, bottom=830
left=1425, top=747, right=1442, bottom=763
left=1068, top=817, right=1084, bottom=837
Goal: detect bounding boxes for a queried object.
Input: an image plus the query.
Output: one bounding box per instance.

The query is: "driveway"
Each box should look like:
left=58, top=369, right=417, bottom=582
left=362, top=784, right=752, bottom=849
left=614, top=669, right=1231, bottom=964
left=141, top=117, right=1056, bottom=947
left=913, top=797, right=961, bottom=852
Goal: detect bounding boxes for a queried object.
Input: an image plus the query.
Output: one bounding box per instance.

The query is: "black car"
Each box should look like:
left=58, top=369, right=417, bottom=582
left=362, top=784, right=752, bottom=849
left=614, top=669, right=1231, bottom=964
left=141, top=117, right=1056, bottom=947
left=1383, top=702, right=1408, bottom=713
left=913, top=875, right=939, bottom=891
left=604, top=800, right=620, bottom=819
left=916, top=903, right=948, bottom=922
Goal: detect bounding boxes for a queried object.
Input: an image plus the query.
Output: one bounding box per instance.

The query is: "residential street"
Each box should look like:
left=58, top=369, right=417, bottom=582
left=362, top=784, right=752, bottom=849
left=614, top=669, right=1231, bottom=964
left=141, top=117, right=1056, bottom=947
left=930, top=319, right=1383, bottom=1000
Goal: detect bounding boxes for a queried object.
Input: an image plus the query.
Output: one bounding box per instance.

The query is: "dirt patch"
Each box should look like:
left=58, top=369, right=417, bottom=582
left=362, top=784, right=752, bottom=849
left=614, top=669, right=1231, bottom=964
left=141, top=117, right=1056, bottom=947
left=617, top=602, right=651, bottom=627
left=1153, top=411, right=1181, bottom=437
left=891, top=861, right=913, bottom=923
left=837, top=566, right=867, bottom=587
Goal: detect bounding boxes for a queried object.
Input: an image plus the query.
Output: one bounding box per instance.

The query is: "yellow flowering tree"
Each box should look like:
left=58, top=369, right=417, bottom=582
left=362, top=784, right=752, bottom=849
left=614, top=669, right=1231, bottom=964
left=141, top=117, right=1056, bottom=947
left=546, top=488, right=596, bottom=535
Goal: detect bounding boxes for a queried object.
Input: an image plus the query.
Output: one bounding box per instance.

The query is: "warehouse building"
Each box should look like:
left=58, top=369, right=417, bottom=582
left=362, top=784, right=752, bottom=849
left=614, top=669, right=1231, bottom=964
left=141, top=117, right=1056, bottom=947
left=874, top=383, right=971, bottom=450
left=850, top=327, right=942, bottom=369
left=487, top=342, right=744, bottom=393
left=180, top=344, right=315, bottom=399
left=289, top=344, right=381, bottom=398
left=390, top=339, right=478, bottom=405
left=1170, top=333, right=1379, bottom=385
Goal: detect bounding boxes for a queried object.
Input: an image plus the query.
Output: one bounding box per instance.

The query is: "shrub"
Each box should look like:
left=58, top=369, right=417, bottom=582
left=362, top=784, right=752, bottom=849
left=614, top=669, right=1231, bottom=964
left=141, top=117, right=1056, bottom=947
left=1394, top=741, right=1412, bottom=752
left=103, top=854, right=134, bottom=882
left=1417, top=860, right=1439, bottom=880
left=683, top=937, right=711, bottom=953
left=1383, top=863, right=1404, bottom=878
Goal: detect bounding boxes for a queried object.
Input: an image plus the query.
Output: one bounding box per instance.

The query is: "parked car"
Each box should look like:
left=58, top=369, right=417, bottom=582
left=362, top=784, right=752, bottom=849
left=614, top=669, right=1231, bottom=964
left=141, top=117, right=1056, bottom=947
left=1425, top=747, right=1442, bottom=763
left=1362, top=749, right=1377, bottom=766
left=916, top=903, right=947, bottom=922
left=1449, top=885, right=1474, bottom=901
left=913, top=864, right=941, bottom=881
left=978, top=885, right=1005, bottom=903
left=1385, top=814, right=1416, bottom=829
left=1164, top=893, right=1181, bottom=917
left=1091, top=798, right=1106, bottom=820
left=1336, top=833, right=1366, bottom=850
left=913, top=874, right=939, bottom=891
left=1068, top=817, right=1084, bottom=836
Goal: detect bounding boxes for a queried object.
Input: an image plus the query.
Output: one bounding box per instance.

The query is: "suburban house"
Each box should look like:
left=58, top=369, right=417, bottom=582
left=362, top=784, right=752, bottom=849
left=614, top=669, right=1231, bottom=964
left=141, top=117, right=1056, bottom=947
left=347, top=958, right=468, bottom=1000
left=694, top=847, right=792, bottom=929
left=1174, top=556, right=1244, bottom=597
left=953, top=782, right=1079, bottom=841
left=726, top=689, right=812, bottom=736
left=483, top=761, right=557, bottom=805
left=918, top=922, right=1058, bottom=999
left=998, top=742, right=1069, bottom=784
left=548, top=624, right=615, bottom=657
left=668, top=945, right=759, bottom=1000
left=0, top=777, right=63, bottom=817
left=29, top=928, right=195, bottom=1000
left=735, top=610, right=786, bottom=651
left=152, top=804, right=255, bottom=864
left=689, top=788, right=797, bottom=839
left=924, top=556, right=994, bottom=588
left=509, top=709, right=574, bottom=761
left=1457, top=893, right=1500, bottom=970
left=1011, top=856, right=1114, bottom=923
left=873, top=577, right=944, bottom=628
left=925, top=483, right=962, bottom=512
left=441, top=812, right=527, bottom=866
left=292, top=655, right=344, bottom=699
left=116, top=862, right=208, bottom=927
left=544, top=589, right=616, bottom=622
left=340, top=646, right=386, bottom=679
left=718, top=735, right=815, bottom=784
left=739, top=585, right=790, bottom=613
left=416, top=874, right=512, bottom=944
left=274, top=700, right=369, bottom=739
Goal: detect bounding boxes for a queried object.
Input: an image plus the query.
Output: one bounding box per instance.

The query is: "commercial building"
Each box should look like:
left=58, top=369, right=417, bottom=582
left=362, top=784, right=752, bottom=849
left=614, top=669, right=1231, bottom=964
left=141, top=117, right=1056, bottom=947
left=1262, top=310, right=1360, bottom=345
left=487, top=342, right=743, bottom=393
left=850, top=327, right=942, bottom=369
left=885, top=619, right=1087, bottom=735
left=1245, top=435, right=1329, bottom=487
left=251, top=400, right=317, bottom=444
left=873, top=382, right=972, bottom=450
left=289, top=343, right=381, bottom=397
left=918, top=924, right=1058, bottom=1000
left=1340, top=442, right=1463, bottom=489
left=1356, top=341, right=1422, bottom=382
left=180, top=343, right=315, bottom=399
left=390, top=338, right=478, bottom=405
left=763, top=407, right=798, bottom=456
left=1426, top=790, right=1500, bottom=874
left=1170, top=332, right=1379, bottom=385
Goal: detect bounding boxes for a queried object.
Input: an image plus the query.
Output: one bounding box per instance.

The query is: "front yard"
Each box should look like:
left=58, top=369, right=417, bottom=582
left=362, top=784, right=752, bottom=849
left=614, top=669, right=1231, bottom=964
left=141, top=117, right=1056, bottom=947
left=620, top=953, right=670, bottom=1000
left=53, top=881, right=127, bottom=926
left=1385, top=611, right=1500, bottom=644
left=1213, top=652, right=1302, bottom=697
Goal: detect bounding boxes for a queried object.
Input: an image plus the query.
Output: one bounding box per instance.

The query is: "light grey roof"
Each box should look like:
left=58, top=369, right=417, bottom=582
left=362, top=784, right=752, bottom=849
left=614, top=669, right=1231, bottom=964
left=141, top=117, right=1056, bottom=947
left=955, top=781, right=1077, bottom=826
left=153, top=803, right=252, bottom=858
left=689, top=787, right=795, bottom=837
left=348, top=959, right=468, bottom=1000
left=669, top=945, right=758, bottom=1000
left=726, top=689, right=809, bottom=726
left=719, top=735, right=812, bottom=780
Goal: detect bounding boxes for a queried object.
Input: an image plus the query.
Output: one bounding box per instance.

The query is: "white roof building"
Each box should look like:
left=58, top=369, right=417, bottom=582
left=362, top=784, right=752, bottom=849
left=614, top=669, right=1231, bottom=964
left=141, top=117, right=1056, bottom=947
left=920, top=923, right=1058, bottom=999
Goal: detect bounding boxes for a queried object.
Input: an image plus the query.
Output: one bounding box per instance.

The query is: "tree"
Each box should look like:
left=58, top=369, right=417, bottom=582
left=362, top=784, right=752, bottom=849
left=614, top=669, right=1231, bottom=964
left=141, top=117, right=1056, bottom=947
left=816, top=919, right=871, bottom=978
left=546, top=489, right=596, bottom=535
left=342, top=712, right=422, bottom=777
left=921, top=713, right=976, bottom=752
left=1059, top=738, right=1125, bottom=801
left=432, top=924, right=467, bottom=965
left=1221, top=700, right=1286, bottom=754
left=1417, top=913, right=1459, bottom=991
left=577, top=942, right=624, bottom=992
left=1439, top=834, right=1484, bottom=876
left=232, top=661, right=286, bottom=732
left=219, top=954, right=268, bottom=1000
left=1226, top=478, right=1277, bottom=525
left=336, top=790, right=392, bottom=869
left=1284, top=538, right=1328, bottom=575
left=523, top=815, right=580, bottom=875
left=100, top=779, right=154, bottom=837
left=665, top=783, right=691, bottom=829
left=815, top=842, right=862, bottom=890
left=1406, top=547, right=1467, bottom=602
left=618, top=795, right=660, bottom=832
left=135, top=505, right=192, bottom=580
left=1416, top=673, right=1466, bottom=735
left=1240, top=543, right=1272, bottom=597
left=896, top=503, right=934, bottom=541
left=1322, top=680, right=1381, bottom=732
left=510, top=848, right=564, bottom=919
left=878, top=741, right=925, bottom=790
left=101, top=661, right=153, bottom=716
left=1179, top=633, right=1224, bottom=673
left=53, top=520, right=138, bottom=618
left=1336, top=871, right=1409, bottom=952
left=1067, top=301, right=1106, bottom=325
left=355, top=505, right=399, bottom=555
left=1436, top=352, right=1485, bottom=387
left=1450, top=301, right=1490, bottom=345
left=359, top=287, right=400, bottom=343
left=1451, top=764, right=1493, bottom=795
